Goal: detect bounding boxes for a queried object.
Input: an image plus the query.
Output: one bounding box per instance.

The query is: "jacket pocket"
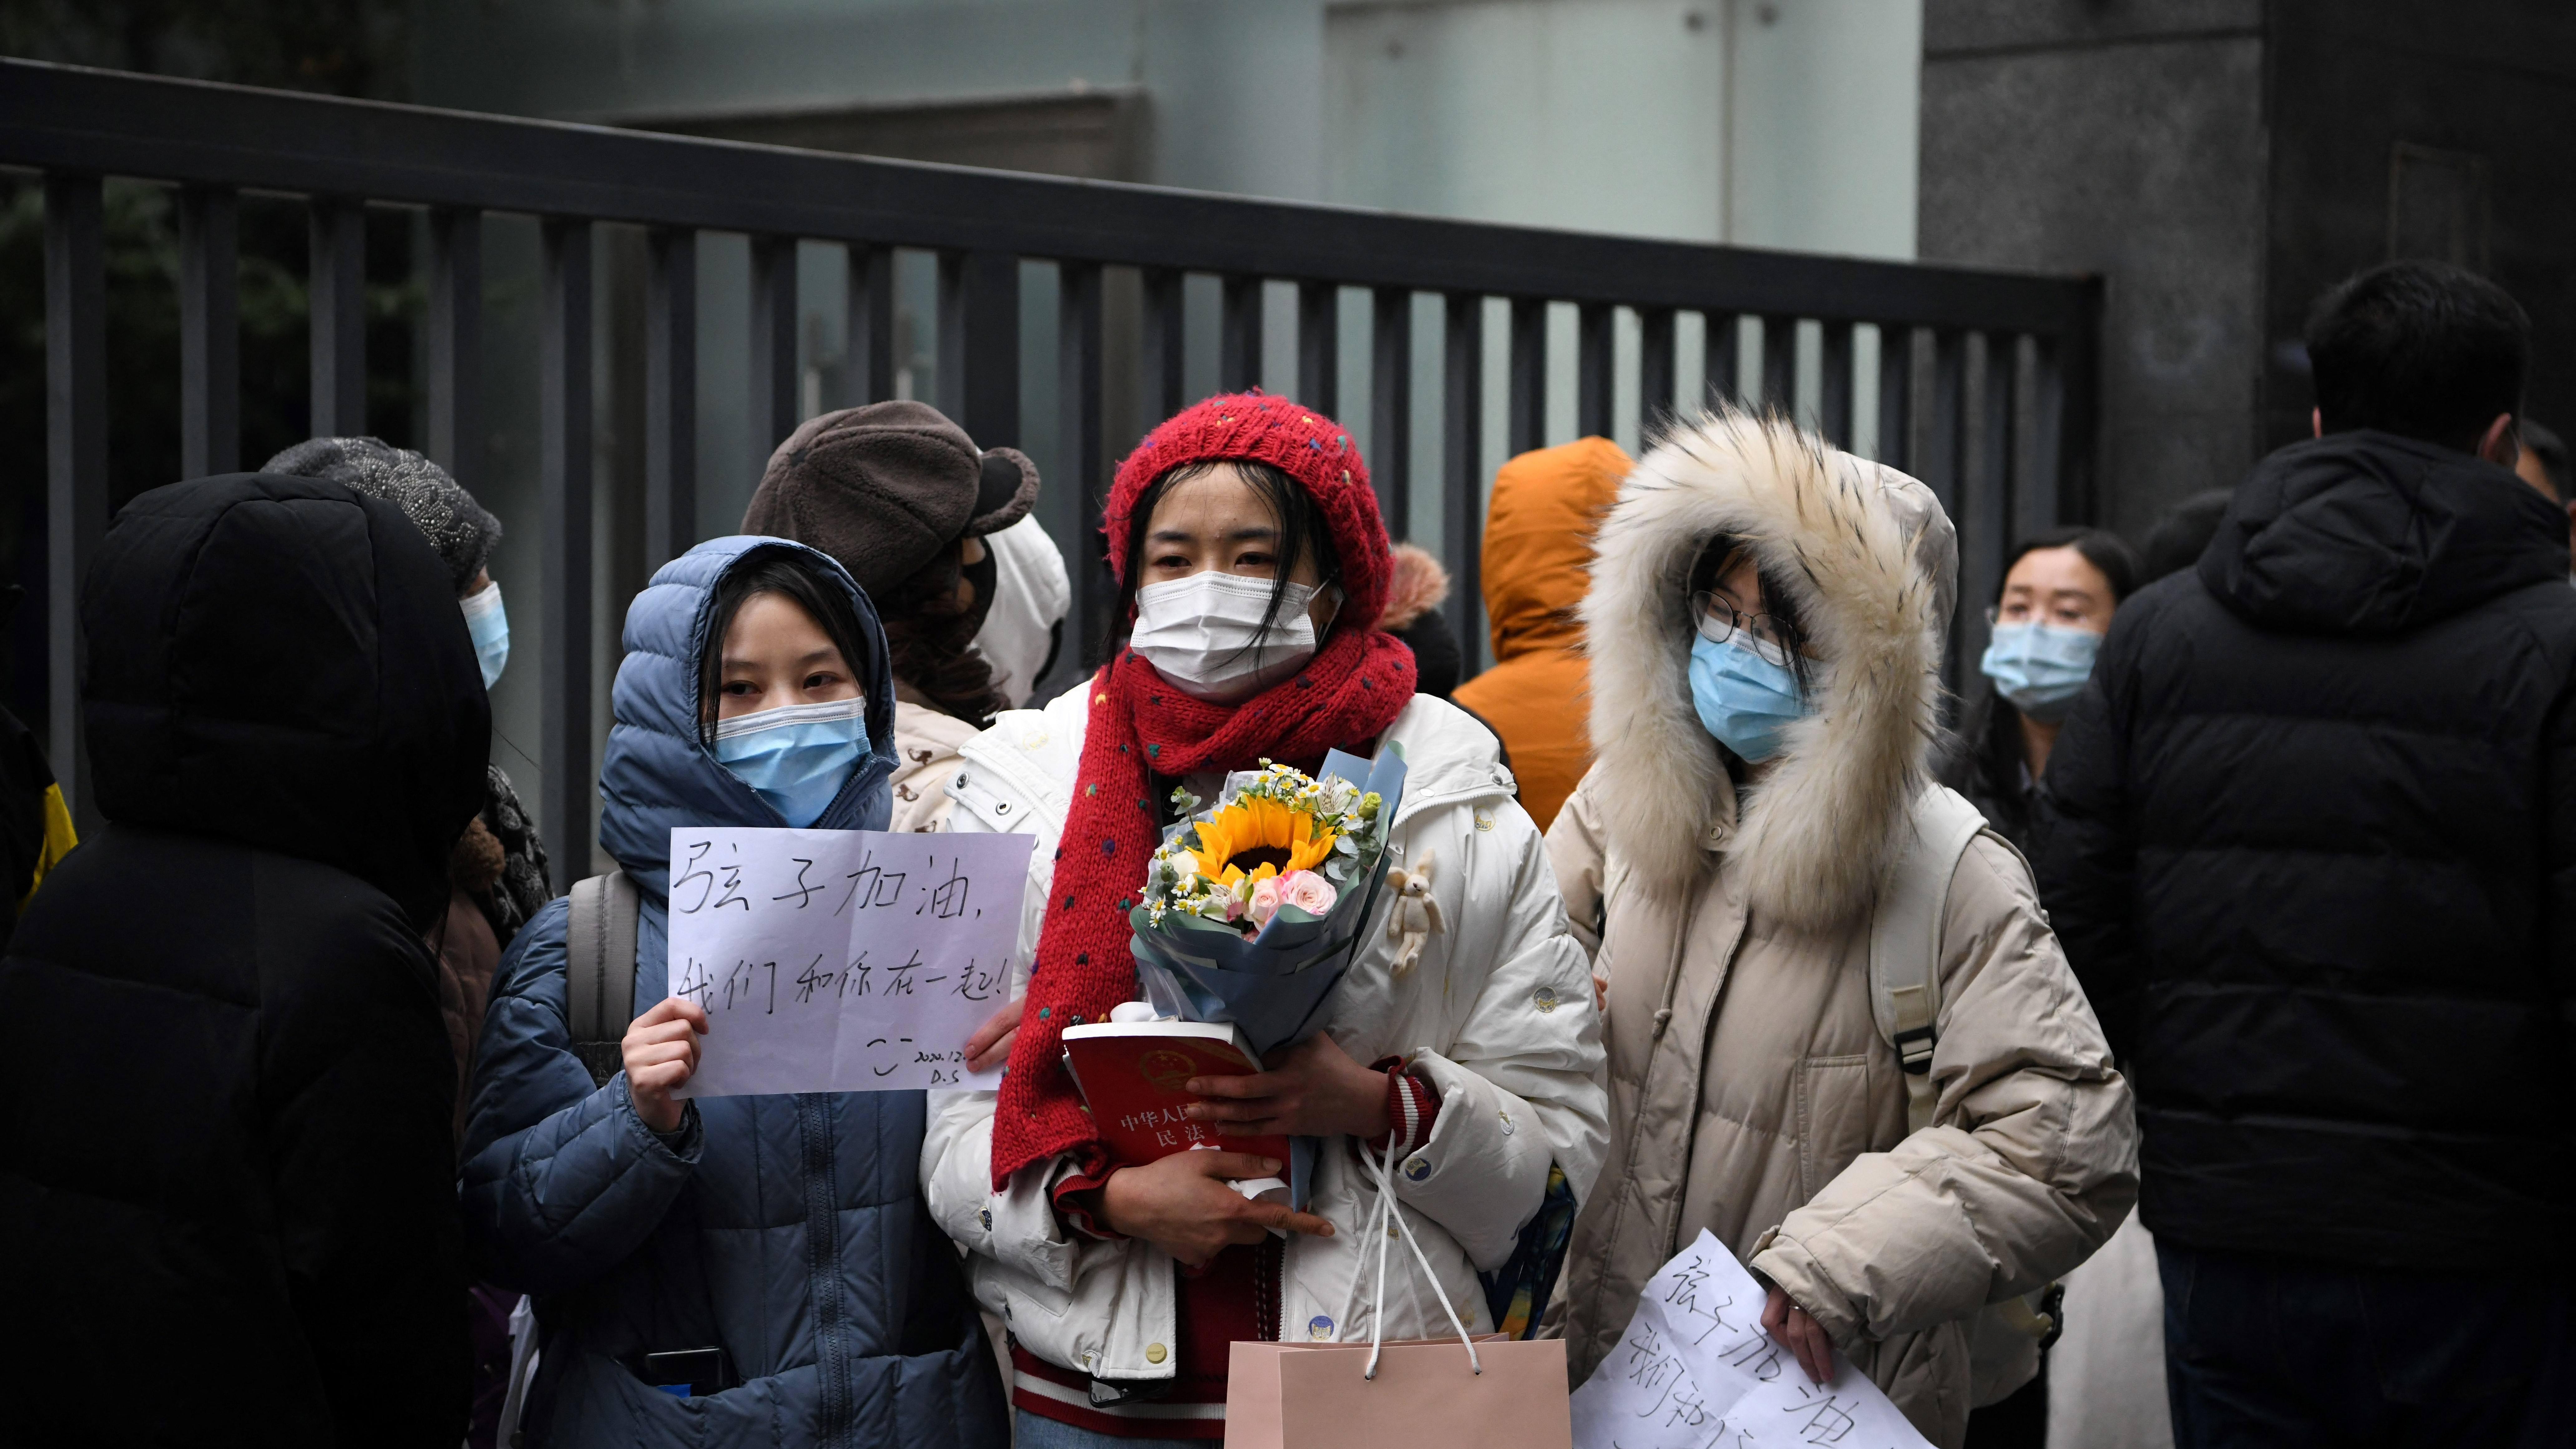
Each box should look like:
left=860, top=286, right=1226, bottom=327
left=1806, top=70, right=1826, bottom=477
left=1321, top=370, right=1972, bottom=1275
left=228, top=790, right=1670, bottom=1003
left=1793, top=1055, right=1874, bottom=1203
left=550, top=1349, right=800, bottom=1448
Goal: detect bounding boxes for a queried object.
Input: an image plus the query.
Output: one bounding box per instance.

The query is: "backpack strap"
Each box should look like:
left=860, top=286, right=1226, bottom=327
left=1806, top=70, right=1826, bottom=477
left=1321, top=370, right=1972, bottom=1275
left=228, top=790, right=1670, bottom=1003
left=565, top=870, right=641, bottom=1088
left=1868, top=784, right=1992, bottom=1135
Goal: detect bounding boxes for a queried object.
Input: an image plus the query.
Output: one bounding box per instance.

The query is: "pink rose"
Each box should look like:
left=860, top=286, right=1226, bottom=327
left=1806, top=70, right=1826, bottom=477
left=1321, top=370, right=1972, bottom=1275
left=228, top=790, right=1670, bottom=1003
left=1278, top=869, right=1337, bottom=918
left=1246, top=874, right=1288, bottom=929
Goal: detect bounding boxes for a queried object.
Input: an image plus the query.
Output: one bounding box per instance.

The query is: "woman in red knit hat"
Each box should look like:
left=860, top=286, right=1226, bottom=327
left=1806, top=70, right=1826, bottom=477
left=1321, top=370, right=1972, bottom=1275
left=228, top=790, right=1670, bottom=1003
left=921, top=393, right=1606, bottom=1446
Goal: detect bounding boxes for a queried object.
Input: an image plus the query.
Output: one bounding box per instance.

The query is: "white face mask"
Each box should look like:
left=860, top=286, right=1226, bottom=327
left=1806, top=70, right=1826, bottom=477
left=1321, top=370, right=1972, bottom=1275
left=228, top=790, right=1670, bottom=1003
left=1129, top=571, right=1335, bottom=703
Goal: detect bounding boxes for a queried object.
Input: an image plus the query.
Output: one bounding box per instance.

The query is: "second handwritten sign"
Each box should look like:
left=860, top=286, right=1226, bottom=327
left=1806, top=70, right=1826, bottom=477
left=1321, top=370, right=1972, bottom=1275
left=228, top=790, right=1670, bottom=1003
left=666, top=826, right=1035, bottom=1096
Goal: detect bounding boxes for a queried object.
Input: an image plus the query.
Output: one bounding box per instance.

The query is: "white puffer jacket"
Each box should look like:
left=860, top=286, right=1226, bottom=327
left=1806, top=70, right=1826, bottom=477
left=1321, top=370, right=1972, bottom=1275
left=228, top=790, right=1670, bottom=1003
left=921, top=683, right=1606, bottom=1391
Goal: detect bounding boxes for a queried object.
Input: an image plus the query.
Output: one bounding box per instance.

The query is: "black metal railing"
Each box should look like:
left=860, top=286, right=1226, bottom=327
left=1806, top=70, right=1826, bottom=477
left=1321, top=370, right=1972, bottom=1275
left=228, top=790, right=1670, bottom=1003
left=2, top=57, right=2101, bottom=872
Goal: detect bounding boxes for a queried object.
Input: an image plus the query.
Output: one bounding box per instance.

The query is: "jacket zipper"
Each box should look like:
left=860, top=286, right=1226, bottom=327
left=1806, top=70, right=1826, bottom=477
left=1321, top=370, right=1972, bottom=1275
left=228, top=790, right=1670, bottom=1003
left=798, top=1094, right=850, bottom=1446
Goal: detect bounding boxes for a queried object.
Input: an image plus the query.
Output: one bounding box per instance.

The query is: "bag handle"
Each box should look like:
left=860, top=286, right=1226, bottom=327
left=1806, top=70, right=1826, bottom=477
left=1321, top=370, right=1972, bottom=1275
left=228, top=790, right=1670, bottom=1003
left=1330, top=1140, right=1482, bottom=1380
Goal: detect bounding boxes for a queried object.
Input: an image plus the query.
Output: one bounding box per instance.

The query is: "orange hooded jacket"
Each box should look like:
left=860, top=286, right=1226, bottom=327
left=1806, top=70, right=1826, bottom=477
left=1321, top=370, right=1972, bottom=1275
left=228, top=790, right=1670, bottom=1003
left=1452, top=436, right=1630, bottom=830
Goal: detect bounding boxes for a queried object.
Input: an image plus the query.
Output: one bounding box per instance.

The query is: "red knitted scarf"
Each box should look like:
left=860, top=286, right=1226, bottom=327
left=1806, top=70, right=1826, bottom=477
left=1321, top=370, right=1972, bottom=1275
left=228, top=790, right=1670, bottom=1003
left=989, top=627, right=1418, bottom=1188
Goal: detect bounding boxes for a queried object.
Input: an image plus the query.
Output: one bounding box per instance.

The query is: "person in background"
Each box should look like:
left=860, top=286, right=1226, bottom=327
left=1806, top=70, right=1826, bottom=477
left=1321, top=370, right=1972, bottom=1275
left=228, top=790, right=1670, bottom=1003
left=1552, top=410, right=2135, bottom=1449
left=2137, top=489, right=2232, bottom=584
left=263, top=438, right=553, bottom=1112
left=0, top=586, right=75, bottom=950
left=1935, top=528, right=2142, bottom=851
left=2036, top=259, right=2576, bottom=1446
left=974, top=512, right=1074, bottom=709
left=4, top=471, right=489, bottom=1447
left=462, top=537, right=1009, bottom=1449
left=263, top=436, right=555, bottom=1449
left=926, top=393, right=1604, bottom=1446
left=1930, top=525, right=2158, bottom=1449
left=1380, top=540, right=1462, bottom=695
left=1454, top=437, right=1630, bottom=833
left=744, top=401, right=1040, bottom=834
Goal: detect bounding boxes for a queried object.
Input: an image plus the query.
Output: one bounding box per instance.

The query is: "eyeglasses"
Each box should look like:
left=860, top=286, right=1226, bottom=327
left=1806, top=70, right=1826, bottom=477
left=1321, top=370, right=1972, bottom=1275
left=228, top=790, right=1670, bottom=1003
left=1691, top=590, right=1793, bottom=667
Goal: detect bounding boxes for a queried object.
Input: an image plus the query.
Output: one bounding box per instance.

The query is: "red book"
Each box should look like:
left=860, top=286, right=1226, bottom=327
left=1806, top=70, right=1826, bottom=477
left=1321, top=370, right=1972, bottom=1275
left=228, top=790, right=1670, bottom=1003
left=1059, top=1020, right=1291, bottom=1167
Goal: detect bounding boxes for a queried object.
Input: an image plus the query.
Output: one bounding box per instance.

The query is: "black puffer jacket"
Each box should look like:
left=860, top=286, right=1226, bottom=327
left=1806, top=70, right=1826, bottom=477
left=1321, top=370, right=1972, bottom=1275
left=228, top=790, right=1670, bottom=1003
left=2035, top=430, right=2576, bottom=1269
left=0, top=473, right=491, bottom=1445
left=1933, top=687, right=2036, bottom=851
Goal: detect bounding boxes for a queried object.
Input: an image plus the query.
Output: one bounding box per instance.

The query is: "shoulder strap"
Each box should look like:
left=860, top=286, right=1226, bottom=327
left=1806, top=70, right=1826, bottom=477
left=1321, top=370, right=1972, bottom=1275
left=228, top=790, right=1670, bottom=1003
left=1868, top=784, right=1991, bottom=1135
left=565, top=870, right=641, bottom=1088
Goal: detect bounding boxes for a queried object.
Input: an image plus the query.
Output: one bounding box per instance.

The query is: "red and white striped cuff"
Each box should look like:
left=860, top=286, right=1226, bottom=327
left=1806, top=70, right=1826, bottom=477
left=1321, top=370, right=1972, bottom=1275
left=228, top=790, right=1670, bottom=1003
left=1365, top=1055, right=1440, bottom=1158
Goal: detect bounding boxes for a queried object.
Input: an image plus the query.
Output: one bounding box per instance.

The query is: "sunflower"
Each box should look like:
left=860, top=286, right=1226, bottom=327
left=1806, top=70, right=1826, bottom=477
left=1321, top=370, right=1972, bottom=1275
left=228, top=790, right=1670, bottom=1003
left=1185, top=797, right=1340, bottom=886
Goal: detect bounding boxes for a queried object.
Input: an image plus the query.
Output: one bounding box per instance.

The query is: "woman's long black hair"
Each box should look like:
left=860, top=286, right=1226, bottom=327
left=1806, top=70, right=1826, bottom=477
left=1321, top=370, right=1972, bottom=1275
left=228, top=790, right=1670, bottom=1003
left=1944, top=526, right=2142, bottom=828
left=698, top=546, right=877, bottom=744
left=1104, top=457, right=1345, bottom=665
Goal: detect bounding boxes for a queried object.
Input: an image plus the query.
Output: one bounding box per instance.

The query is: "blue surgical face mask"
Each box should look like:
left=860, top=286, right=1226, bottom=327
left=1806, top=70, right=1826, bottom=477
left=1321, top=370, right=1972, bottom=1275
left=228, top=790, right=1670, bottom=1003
left=460, top=580, right=509, bottom=690
left=712, top=697, right=870, bottom=827
left=1980, top=621, right=2103, bottom=723
left=1689, top=632, right=1812, bottom=764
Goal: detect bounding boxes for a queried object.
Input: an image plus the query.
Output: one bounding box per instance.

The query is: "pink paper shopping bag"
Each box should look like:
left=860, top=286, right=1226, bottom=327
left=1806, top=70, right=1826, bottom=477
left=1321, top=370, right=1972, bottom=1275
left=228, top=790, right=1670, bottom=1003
left=1223, top=1338, right=1572, bottom=1449
left=1225, top=1138, right=1571, bottom=1448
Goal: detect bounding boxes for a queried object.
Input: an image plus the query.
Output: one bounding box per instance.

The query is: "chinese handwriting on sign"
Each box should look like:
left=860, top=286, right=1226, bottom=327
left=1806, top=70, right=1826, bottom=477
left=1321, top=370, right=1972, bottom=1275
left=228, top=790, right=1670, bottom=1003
left=664, top=827, right=1034, bottom=1098
left=1570, top=1230, right=1932, bottom=1449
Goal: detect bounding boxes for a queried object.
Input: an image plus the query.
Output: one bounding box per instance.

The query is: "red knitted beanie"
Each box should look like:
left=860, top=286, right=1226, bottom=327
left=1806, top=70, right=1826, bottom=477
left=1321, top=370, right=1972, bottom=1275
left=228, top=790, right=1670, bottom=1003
left=1107, top=391, right=1393, bottom=629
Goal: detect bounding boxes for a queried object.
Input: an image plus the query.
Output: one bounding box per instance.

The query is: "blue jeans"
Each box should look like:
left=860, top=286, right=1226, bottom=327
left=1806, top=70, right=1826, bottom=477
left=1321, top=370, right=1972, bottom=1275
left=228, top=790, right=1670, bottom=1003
left=2159, top=1239, right=2574, bottom=1448
left=1013, top=1410, right=1183, bottom=1449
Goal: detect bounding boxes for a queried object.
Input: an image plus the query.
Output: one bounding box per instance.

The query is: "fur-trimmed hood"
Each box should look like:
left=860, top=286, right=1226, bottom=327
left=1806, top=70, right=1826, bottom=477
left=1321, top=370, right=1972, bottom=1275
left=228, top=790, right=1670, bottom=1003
left=1580, top=410, right=1956, bottom=930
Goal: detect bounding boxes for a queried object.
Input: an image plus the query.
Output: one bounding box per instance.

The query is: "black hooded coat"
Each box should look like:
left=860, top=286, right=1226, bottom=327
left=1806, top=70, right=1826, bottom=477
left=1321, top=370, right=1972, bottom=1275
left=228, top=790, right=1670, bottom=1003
left=2034, top=431, right=2576, bottom=1268
left=0, top=473, right=491, bottom=1445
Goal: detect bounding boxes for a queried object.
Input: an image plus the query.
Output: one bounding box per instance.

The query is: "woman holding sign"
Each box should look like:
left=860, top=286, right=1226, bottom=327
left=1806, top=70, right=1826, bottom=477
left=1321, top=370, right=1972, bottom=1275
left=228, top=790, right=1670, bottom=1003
left=460, top=537, right=1009, bottom=1449
left=1548, top=411, right=2137, bottom=1448
left=921, top=393, right=1607, bottom=1445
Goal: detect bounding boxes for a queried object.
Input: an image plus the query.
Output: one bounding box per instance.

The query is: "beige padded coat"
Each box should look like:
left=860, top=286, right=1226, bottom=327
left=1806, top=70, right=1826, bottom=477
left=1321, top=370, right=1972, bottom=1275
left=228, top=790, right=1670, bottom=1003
left=1550, top=413, right=2137, bottom=1449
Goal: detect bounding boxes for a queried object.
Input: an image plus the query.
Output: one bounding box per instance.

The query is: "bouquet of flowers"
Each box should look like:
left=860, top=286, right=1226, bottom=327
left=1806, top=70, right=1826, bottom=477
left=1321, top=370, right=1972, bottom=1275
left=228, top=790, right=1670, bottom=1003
left=1124, top=744, right=1409, bottom=1211
left=1141, top=762, right=1385, bottom=935
left=1126, top=743, right=1410, bottom=1058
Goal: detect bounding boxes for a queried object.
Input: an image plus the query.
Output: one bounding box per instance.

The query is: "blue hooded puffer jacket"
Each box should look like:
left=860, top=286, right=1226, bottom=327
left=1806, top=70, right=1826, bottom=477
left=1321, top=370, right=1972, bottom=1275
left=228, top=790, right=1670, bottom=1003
left=461, top=536, right=1009, bottom=1449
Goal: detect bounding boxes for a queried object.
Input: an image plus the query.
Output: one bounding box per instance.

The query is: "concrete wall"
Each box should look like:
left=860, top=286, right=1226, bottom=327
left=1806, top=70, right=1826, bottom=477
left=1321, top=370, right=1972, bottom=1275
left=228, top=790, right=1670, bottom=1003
left=1922, top=0, right=2576, bottom=544
left=415, top=0, right=1921, bottom=251
left=1919, top=0, right=2268, bottom=543
left=2262, top=1, right=2576, bottom=454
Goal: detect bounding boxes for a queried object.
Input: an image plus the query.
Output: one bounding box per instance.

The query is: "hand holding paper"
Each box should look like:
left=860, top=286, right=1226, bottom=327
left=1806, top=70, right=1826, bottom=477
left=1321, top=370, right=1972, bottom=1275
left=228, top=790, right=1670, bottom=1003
left=622, top=995, right=708, bottom=1131
left=1568, top=1229, right=1933, bottom=1449
left=1761, top=1286, right=1839, bottom=1387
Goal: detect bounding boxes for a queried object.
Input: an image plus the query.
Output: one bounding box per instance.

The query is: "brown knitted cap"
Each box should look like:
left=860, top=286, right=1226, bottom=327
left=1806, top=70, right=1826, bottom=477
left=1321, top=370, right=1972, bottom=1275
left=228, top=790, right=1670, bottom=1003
left=741, top=401, right=1040, bottom=600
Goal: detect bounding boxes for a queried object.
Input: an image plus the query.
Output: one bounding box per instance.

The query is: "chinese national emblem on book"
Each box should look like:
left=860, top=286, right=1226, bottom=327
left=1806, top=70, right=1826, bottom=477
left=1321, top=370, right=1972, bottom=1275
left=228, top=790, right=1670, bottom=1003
left=1060, top=1017, right=1290, bottom=1168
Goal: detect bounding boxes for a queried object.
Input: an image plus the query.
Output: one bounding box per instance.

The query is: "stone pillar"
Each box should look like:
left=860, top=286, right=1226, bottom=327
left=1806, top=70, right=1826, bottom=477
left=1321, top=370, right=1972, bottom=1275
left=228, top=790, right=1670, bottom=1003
left=1921, top=0, right=2576, bottom=541
left=1920, top=2, right=2269, bottom=542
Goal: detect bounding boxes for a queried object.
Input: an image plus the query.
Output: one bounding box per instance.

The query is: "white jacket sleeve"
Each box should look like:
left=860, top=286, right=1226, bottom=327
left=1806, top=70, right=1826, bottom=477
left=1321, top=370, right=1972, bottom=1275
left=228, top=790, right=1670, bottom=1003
left=922, top=1088, right=1078, bottom=1291
left=923, top=696, right=1081, bottom=1286
left=1383, top=795, right=1608, bottom=1271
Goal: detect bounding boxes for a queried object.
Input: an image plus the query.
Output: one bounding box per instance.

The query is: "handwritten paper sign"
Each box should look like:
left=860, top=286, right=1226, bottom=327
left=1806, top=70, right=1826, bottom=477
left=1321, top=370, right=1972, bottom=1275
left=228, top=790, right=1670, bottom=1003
left=1570, top=1230, right=1932, bottom=1449
left=665, top=827, right=1034, bottom=1097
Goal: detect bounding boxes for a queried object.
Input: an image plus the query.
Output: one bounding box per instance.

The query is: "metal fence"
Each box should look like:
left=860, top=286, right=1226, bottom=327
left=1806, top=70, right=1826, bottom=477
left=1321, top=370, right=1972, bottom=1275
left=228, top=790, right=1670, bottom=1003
left=2, top=57, right=2101, bottom=871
